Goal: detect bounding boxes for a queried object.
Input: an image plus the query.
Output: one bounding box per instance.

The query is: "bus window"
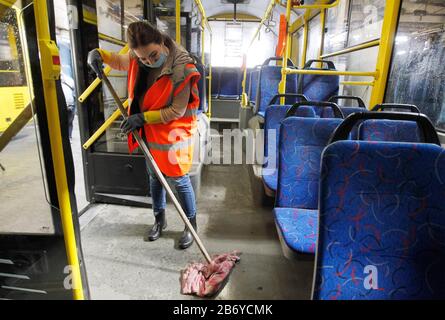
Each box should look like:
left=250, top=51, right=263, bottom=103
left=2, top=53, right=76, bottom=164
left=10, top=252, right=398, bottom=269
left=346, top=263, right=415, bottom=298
left=348, top=0, right=385, bottom=46
left=324, top=0, right=349, bottom=55
left=0, top=7, right=26, bottom=87
left=0, top=1, right=54, bottom=235
left=386, top=0, right=445, bottom=131
left=0, top=3, right=30, bottom=133
left=306, top=14, right=321, bottom=62
left=91, top=0, right=143, bottom=154
left=327, top=46, right=379, bottom=106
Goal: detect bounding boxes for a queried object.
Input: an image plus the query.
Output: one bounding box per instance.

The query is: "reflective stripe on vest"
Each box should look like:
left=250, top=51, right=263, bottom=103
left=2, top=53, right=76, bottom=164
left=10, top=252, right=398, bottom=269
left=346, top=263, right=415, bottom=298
left=147, top=136, right=193, bottom=152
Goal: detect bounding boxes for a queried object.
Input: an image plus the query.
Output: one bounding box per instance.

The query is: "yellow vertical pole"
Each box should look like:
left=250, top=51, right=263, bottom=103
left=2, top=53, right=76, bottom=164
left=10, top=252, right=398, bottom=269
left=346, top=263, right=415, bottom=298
left=369, top=0, right=401, bottom=107
left=201, top=23, right=205, bottom=65
left=300, top=14, right=309, bottom=68
left=241, top=54, right=248, bottom=107
left=317, top=8, right=326, bottom=66
left=33, top=0, right=84, bottom=300
left=207, top=32, right=212, bottom=118
left=278, top=0, right=292, bottom=100
left=176, top=0, right=181, bottom=45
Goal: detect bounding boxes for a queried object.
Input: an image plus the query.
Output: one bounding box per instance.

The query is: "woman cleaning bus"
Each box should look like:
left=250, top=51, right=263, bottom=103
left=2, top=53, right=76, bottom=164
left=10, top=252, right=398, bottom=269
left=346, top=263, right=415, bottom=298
left=87, top=21, right=200, bottom=249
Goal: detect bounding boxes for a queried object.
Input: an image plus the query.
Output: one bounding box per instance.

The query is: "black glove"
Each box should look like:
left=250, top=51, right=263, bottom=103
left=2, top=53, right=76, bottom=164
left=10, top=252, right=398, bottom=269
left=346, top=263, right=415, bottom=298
left=87, top=49, right=103, bottom=78
left=120, top=113, right=145, bottom=134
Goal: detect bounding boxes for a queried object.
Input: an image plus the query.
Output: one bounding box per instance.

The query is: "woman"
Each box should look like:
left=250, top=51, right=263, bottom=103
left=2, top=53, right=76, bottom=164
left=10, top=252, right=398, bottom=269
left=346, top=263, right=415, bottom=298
left=87, top=21, right=200, bottom=249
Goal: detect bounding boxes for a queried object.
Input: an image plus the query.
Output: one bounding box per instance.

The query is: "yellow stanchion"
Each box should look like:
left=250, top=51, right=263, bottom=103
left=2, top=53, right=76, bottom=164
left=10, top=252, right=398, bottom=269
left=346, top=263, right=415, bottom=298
left=78, top=45, right=129, bottom=103
left=82, top=99, right=129, bottom=150
left=34, top=0, right=84, bottom=300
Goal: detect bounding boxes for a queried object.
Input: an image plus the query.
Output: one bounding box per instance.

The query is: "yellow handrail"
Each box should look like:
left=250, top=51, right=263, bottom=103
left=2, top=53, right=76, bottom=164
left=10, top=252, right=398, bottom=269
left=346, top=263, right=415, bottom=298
left=300, top=15, right=309, bottom=68
left=34, top=0, right=84, bottom=300
left=341, top=81, right=375, bottom=86
left=82, top=100, right=129, bottom=150
left=321, top=39, right=381, bottom=59
left=317, top=8, right=326, bottom=66
left=78, top=45, right=129, bottom=103
left=293, top=0, right=340, bottom=9
left=241, top=0, right=276, bottom=107
left=369, top=0, right=401, bottom=107
left=193, top=0, right=212, bottom=118
left=176, top=0, right=181, bottom=45
left=193, top=0, right=212, bottom=33
left=207, top=32, right=213, bottom=118
left=283, top=68, right=379, bottom=78
left=99, top=33, right=126, bottom=46
left=278, top=0, right=293, bottom=100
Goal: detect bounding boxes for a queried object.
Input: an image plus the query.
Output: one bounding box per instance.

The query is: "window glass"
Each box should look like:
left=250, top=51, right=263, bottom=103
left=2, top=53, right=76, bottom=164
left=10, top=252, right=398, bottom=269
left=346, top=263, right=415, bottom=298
left=209, top=21, right=276, bottom=68
left=291, top=29, right=303, bottom=66
left=386, top=0, right=445, bottom=130
left=1, top=1, right=54, bottom=234
left=324, top=0, right=350, bottom=54
left=97, top=0, right=124, bottom=41
left=0, top=7, right=26, bottom=87
left=348, top=0, right=385, bottom=46
left=93, top=0, right=143, bottom=154
left=327, top=46, right=379, bottom=107
left=306, top=14, right=321, bottom=63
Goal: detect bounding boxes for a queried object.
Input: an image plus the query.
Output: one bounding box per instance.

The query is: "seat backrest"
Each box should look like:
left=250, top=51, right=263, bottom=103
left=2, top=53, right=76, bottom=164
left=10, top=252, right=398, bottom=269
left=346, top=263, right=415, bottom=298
left=359, top=119, right=423, bottom=142
left=219, top=68, right=241, bottom=98
left=210, top=67, right=221, bottom=97
left=248, top=66, right=260, bottom=105
left=328, top=111, right=440, bottom=146
left=298, top=60, right=339, bottom=114
left=263, top=105, right=317, bottom=170
left=195, top=61, right=207, bottom=113
left=323, top=96, right=367, bottom=119
left=313, top=140, right=445, bottom=300
left=256, top=58, right=298, bottom=115
left=321, top=107, right=365, bottom=119
left=275, top=117, right=343, bottom=209
left=244, top=68, right=252, bottom=98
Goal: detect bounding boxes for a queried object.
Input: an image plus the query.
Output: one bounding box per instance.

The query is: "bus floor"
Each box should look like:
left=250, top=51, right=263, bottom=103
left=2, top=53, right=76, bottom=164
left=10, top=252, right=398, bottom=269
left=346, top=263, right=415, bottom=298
left=80, top=163, right=314, bottom=300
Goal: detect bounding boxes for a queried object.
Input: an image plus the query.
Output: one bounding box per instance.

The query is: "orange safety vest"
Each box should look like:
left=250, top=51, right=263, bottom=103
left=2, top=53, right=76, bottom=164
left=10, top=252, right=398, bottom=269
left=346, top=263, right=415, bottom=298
left=127, top=58, right=200, bottom=177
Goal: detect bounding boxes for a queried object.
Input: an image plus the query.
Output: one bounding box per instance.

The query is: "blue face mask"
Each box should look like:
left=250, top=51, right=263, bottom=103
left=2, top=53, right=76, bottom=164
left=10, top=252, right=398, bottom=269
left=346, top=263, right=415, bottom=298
left=140, top=52, right=167, bottom=70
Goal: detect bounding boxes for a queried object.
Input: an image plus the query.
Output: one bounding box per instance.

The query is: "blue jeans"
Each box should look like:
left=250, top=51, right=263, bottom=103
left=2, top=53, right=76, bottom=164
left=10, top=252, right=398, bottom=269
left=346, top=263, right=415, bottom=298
left=147, top=166, right=196, bottom=219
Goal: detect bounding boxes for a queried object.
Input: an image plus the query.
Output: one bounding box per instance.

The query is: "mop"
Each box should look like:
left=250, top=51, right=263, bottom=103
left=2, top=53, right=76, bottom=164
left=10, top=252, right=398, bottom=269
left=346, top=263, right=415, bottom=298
left=90, top=67, right=240, bottom=297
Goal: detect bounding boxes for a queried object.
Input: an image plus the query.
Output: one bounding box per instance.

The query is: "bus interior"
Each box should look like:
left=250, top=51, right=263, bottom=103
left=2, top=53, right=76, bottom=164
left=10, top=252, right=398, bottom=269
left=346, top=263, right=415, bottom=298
left=0, top=0, right=445, bottom=300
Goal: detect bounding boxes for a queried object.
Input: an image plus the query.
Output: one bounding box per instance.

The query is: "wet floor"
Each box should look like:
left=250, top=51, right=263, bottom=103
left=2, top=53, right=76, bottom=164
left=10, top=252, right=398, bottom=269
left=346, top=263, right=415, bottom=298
left=80, top=163, right=314, bottom=299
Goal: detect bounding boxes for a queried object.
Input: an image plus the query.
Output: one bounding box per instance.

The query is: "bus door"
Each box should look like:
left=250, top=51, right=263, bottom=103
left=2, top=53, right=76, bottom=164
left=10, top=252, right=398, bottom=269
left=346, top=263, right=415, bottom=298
left=0, top=0, right=88, bottom=299
left=70, top=0, right=151, bottom=207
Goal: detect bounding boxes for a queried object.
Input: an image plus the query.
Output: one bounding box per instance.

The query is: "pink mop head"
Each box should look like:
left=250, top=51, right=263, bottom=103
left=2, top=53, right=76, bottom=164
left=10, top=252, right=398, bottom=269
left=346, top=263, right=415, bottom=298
left=180, top=251, right=241, bottom=297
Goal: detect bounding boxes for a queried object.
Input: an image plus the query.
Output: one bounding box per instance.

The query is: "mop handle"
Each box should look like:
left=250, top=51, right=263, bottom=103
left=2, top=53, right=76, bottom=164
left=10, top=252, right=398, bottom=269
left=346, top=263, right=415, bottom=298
left=100, top=74, right=212, bottom=264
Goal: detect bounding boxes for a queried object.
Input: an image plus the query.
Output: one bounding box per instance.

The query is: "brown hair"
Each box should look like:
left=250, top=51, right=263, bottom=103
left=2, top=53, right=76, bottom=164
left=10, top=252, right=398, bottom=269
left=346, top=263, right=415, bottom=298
left=127, top=21, right=174, bottom=50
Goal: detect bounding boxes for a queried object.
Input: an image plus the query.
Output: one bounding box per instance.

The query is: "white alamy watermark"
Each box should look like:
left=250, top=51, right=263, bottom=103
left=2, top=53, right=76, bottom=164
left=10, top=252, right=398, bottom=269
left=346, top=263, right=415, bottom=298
left=363, top=265, right=379, bottom=290
left=163, top=128, right=278, bottom=174
left=63, top=265, right=81, bottom=290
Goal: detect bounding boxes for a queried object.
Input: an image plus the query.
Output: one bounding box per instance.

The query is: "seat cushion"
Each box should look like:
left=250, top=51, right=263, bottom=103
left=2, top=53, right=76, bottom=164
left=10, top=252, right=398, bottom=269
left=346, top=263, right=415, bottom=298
left=262, top=170, right=277, bottom=191
left=274, top=207, right=318, bottom=254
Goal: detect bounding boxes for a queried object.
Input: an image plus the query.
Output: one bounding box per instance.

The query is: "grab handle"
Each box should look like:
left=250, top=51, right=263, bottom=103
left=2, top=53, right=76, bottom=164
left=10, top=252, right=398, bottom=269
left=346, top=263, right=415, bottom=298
left=328, top=95, right=366, bottom=109
left=286, top=101, right=344, bottom=119
left=371, top=103, right=420, bottom=113
left=329, top=111, right=440, bottom=145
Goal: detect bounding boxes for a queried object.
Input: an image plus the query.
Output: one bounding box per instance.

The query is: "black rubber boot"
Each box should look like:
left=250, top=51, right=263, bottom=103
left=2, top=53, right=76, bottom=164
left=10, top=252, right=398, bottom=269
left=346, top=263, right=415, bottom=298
left=178, top=217, right=197, bottom=249
left=148, top=210, right=167, bottom=241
